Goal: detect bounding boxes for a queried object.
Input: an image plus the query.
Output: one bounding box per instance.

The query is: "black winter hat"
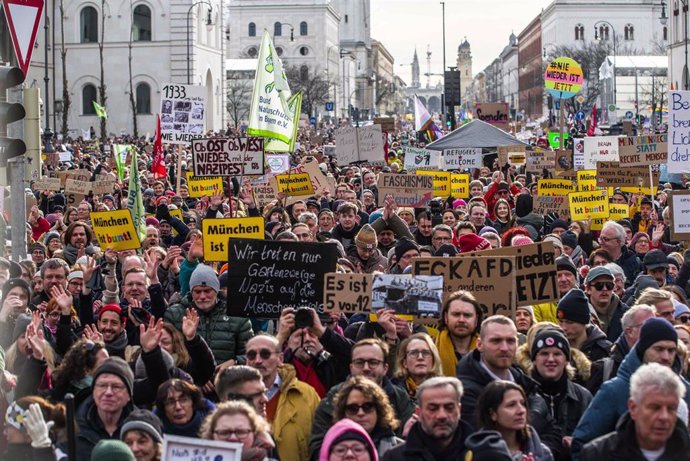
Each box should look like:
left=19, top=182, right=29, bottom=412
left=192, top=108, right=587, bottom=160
left=515, top=194, right=533, bottom=218
left=435, top=243, right=458, bottom=257
left=560, top=231, right=578, bottom=249
left=394, top=238, right=419, bottom=263
left=531, top=327, right=571, bottom=360
left=556, top=255, right=577, bottom=277
left=636, top=318, right=678, bottom=360
left=643, top=249, right=669, bottom=270
left=549, top=219, right=569, bottom=233
left=93, top=357, right=134, bottom=397
left=1, top=278, right=32, bottom=306
left=557, top=288, right=590, bottom=325
left=464, top=430, right=512, bottom=461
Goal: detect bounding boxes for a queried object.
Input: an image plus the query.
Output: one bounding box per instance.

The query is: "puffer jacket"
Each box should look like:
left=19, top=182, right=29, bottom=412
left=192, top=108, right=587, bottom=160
left=164, top=293, right=253, bottom=363
left=319, top=419, right=378, bottom=461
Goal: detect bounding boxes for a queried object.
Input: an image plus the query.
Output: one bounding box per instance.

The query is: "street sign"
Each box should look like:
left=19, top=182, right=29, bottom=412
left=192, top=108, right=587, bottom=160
left=1, top=0, right=44, bottom=77
left=309, top=116, right=316, bottom=125
left=325, top=101, right=334, bottom=111
left=625, top=110, right=634, bottom=119
left=576, top=95, right=585, bottom=104
left=575, top=110, right=585, bottom=121
left=608, top=104, right=617, bottom=112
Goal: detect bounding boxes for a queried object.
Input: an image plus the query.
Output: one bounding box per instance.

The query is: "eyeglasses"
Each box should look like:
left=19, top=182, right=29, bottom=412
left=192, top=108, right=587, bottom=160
left=636, top=239, right=650, bottom=245
left=226, top=389, right=268, bottom=403
left=406, top=349, right=433, bottom=359
left=164, top=395, right=192, bottom=408
left=331, top=444, right=368, bottom=457
left=599, top=236, right=620, bottom=243
left=213, top=428, right=252, bottom=440
left=246, top=348, right=278, bottom=361
left=591, top=282, right=614, bottom=291
left=94, top=382, right=127, bottom=393
left=351, top=358, right=384, bottom=368
left=678, top=316, right=690, bottom=324
left=344, top=402, right=376, bottom=416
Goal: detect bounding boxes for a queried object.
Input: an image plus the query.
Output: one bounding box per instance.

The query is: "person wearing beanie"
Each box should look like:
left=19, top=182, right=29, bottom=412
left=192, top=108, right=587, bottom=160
left=28, top=242, right=47, bottom=269
left=90, top=440, right=135, bottom=461
left=347, top=224, right=388, bottom=274
left=584, top=266, right=629, bottom=342
left=42, top=232, right=62, bottom=257
left=164, top=264, right=253, bottom=364
left=96, top=303, right=130, bottom=359
left=369, top=199, right=415, bottom=256
left=319, top=419, right=378, bottom=461
left=515, top=194, right=544, bottom=241
left=121, top=409, right=163, bottom=461
left=571, top=317, right=690, bottom=460
left=549, top=219, right=569, bottom=236
left=561, top=230, right=585, bottom=267
left=542, top=234, right=564, bottom=257
left=557, top=288, right=612, bottom=362
left=642, top=249, right=669, bottom=287
left=391, top=238, right=419, bottom=274
left=464, top=430, right=512, bottom=461
left=456, top=233, right=491, bottom=253
left=530, top=255, right=579, bottom=325
left=510, top=234, right=534, bottom=247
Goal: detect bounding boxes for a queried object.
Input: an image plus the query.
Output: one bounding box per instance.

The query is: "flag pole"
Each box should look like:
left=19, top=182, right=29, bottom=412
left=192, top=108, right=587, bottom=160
left=176, top=145, right=183, bottom=193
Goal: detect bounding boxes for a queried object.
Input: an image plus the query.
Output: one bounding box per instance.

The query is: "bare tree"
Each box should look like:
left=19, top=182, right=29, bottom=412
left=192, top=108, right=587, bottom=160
left=638, top=74, right=668, bottom=128
left=59, top=0, right=70, bottom=137
left=375, top=76, right=393, bottom=114
left=127, top=0, right=138, bottom=138
left=285, top=65, right=329, bottom=117
left=226, top=79, right=251, bottom=128
left=98, top=0, right=107, bottom=141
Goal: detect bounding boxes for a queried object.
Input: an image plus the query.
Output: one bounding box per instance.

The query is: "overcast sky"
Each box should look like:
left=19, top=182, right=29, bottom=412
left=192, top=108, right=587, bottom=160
left=370, top=0, right=552, bottom=85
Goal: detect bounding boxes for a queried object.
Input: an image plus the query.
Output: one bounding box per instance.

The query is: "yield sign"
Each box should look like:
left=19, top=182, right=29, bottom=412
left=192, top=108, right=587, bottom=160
left=1, top=0, right=44, bottom=77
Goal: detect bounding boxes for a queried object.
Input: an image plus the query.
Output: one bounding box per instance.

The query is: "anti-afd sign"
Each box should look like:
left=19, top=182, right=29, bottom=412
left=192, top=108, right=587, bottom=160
left=618, top=135, right=668, bottom=167
left=476, top=102, right=510, bottom=131
left=202, top=217, right=265, bottom=262
left=227, top=239, right=338, bottom=319
left=377, top=173, right=433, bottom=207
left=191, top=137, right=264, bottom=177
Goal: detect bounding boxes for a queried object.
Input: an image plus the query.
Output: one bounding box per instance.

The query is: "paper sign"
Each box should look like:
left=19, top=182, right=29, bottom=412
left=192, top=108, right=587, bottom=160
left=533, top=195, right=569, bottom=217
left=202, top=217, right=265, bottom=262
left=573, top=138, right=586, bottom=170
left=377, top=173, right=434, bottom=207
left=160, top=83, right=206, bottom=145
left=442, top=148, right=482, bottom=170
left=92, top=177, right=116, bottom=195
left=374, top=117, right=395, bottom=132
left=162, top=435, right=242, bottom=461
left=555, top=149, right=574, bottom=175
left=618, top=135, right=668, bottom=166
left=476, top=102, right=510, bottom=131
left=498, top=145, right=527, bottom=166
left=274, top=172, right=315, bottom=196
left=595, top=162, right=658, bottom=188
left=358, top=125, right=385, bottom=165
left=227, top=239, right=339, bottom=318
left=34, top=177, right=61, bottom=191
left=91, top=209, right=141, bottom=251
left=403, top=146, right=441, bottom=171
left=417, top=170, right=450, bottom=196
left=583, top=136, right=619, bottom=169
left=65, top=178, right=92, bottom=195
left=670, top=190, right=690, bottom=240
left=669, top=91, right=690, bottom=173
left=577, top=170, right=598, bottom=192
left=266, top=154, right=290, bottom=174
left=323, top=145, right=336, bottom=157
left=569, top=190, right=609, bottom=220
left=191, top=137, right=264, bottom=177
left=371, top=274, right=444, bottom=319
left=526, top=149, right=555, bottom=173
left=538, top=179, right=574, bottom=196
left=185, top=172, right=223, bottom=198
left=451, top=173, right=470, bottom=197
left=334, top=126, right=359, bottom=165
left=323, top=273, right=373, bottom=313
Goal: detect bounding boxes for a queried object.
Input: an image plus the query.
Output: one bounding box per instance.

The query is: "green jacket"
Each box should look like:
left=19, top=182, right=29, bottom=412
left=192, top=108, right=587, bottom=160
left=164, top=293, right=253, bottom=364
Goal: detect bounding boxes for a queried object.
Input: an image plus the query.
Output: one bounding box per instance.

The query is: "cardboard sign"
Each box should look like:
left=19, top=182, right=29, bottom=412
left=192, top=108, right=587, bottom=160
left=34, top=177, right=61, bottom=192
left=274, top=172, right=315, bottom=196
left=533, top=195, right=569, bottom=217
left=160, top=83, right=206, bottom=145
left=92, top=177, right=116, bottom=195
left=669, top=91, right=690, bottom=173
left=412, top=256, right=517, bottom=318
left=265, top=154, right=290, bottom=174
left=374, top=117, right=395, bottom=132
left=618, top=135, right=668, bottom=166
left=670, top=190, right=690, bottom=240
left=442, top=148, right=482, bottom=170
left=476, top=102, right=510, bottom=131
left=577, top=170, right=598, bottom=192
left=371, top=274, right=444, bottom=318
left=555, top=149, right=574, bottom=175
left=191, top=137, right=264, bottom=177
left=227, top=239, right=338, bottom=318
left=323, top=273, right=373, bottom=313
left=537, top=179, right=574, bottom=196
left=417, top=170, right=450, bottom=196
left=403, top=146, right=441, bottom=171
left=252, top=180, right=278, bottom=207
left=583, top=136, right=619, bottom=169
left=334, top=125, right=385, bottom=165
left=498, top=145, right=527, bottom=166
left=526, top=149, right=555, bottom=173
left=595, top=162, right=658, bottom=188
left=275, top=160, right=334, bottom=206
left=162, top=435, right=242, bottom=461
left=202, top=217, right=265, bottom=262
left=185, top=172, right=224, bottom=198
left=569, top=190, right=609, bottom=221
left=91, top=209, right=141, bottom=251
left=451, top=173, right=470, bottom=198
left=65, top=178, right=92, bottom=195
left=377, top=173, right=434, bottom=207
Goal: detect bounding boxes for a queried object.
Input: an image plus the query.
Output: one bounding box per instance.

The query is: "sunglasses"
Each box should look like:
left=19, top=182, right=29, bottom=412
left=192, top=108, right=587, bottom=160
left=678, top=316, right=690, bottom=324
left=246, top=349, right=277, bottom=361
left=592, top=282, right=614, bottom=291
left=344, top=402, right=376, bottom=416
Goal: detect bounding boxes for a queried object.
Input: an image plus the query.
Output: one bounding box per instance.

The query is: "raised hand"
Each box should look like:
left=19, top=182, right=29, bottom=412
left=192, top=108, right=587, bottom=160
left=376, top=308, right=398, bottom=340
left=79, top=255, right=98, bottom=286
left=182, top=308, right=199, bottom=341
left=50, top=285, right=73, bottom=315
left=139, top=317, right=163, bottom=353
left=189, top=236, right=204, bottom=260
left=83, top=324, right=104, bottom=342
left=25, top=323, right=46, bottom=361
left=23, top=403, right=54, bottom=448
left=143, top=248, right=161, bottom=283
left=652, top=223, right=665, bottom=244
left=104, top=247, right=118, bottom=265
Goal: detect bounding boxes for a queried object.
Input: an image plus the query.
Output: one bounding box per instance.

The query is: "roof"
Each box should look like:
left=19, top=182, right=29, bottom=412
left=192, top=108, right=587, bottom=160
left=426, top=119, right=528, bottom=151
left=602, top=55, right=667, bottom=70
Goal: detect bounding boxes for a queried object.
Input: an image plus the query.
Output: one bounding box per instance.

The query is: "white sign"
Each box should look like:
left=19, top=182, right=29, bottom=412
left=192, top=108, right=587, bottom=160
left=162, top=435, right=242, bottom=461
left=266, top=154, right=290, bottom=174
left=442, top=148, right=482, bottom=170
left=583, top=136, right=619, bottom=169
left=334, top=126, right=359, bottom=165
left=358, top=125, right=385, bottom=165
left=191, top=137, right=264, bottom=177
left=573, top=138, right=585, bottom=170
left=160, top=83, right=206, bottom=145
left=403, top=146, right=441, bottom=171
left=669, top=90, right=690, bottom=173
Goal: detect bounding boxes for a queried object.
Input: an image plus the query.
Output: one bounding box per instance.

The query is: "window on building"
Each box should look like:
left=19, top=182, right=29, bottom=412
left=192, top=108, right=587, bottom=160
left=132, top=5, right=152, bottom=41
left=598, top=25, right=610, bottom=41
left=247, top=47, right=258, bottom=57
left=274, top=22, right=282, bottom=36
left=82, top=84, right=97, bottom=114
left=80, top=6, right=98, bottom=43
left=299, top=46, right=309, bottom=56
left=574, top=24, right=584, bottom=40
left=136, top=83, right=151, bottom=114
left=300, top=21, right=308, bottom=36
left=624, top=24, right=634, bottom=40
left=275, top=46, right=284, bottom=56
left=300, top=65, right=309, bottom=81
left=248, top=22, right=256, bottom=36
left=664, top=26, right=668, bottom=41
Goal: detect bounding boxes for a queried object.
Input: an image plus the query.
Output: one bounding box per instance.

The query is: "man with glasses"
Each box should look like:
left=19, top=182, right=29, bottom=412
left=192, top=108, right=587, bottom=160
left=244, top=334, right=320, bottom=461
left=430, top=225, right=453, bottom=253
left=28, top=242, right=46, bottom=270
left=599, top=221, right=642, bottom=287
left=215, top=365, right=269, bottom=415
left=584, top=267, right=629, bottom=341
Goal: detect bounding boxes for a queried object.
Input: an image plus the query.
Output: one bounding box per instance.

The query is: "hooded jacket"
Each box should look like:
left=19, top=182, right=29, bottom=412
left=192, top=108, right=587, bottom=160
left=319, top=419, right=378, bottom=461
left=579, top=325, right=612, bottom=362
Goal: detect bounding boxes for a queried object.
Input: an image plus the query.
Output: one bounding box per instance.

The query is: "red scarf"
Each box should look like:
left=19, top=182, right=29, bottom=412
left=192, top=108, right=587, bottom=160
left=292, top=359, right=326, bottom=398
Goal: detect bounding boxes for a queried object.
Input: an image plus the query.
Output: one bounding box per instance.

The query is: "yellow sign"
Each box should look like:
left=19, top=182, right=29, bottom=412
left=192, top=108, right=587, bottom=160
left=275, top=172, right=315, bottom=196
left=538, top=179, right=574, bottom=196
left=577, top=170, right=598, bottom=192
left=451, top=173, right=470, bottom=197
left=569, top=191, right=609, bottom=221
left=186, top=172, right=223, bottom=198
left=591, top=204, right=630, bottom=231
left=91, top=209, right=141, bottom=251
left=417, top=170, right=450, bottom=196
left=202, top=217, right=265, bottom=262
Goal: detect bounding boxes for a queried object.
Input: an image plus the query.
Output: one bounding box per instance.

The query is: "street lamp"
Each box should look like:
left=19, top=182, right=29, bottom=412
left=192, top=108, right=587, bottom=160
left=187, top=1, right=214, bottom=84
left=274, top=22, right=294, bottom=42
left=594, top=20, right=617, bottom=107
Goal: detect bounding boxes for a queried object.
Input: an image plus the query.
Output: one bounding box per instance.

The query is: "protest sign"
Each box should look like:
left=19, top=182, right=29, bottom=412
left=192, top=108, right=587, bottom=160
left=476, top=103, right=510, bottom=131
left=451, top=173, right=470, bottom=197
left=358, top=125, right=385, bottom=165
left=371, top=275, right=444, bottom=319
left=595, top=162, right=658, bottom=188
left=618, top=135, right=668, bottom=166
left=252, top=180, right=277, bottom=207
left=65, top=179, right=91, bottom=195
left=497, top=145, right=527, bottom=166
left=265, top=154, right=290, bottom=174
left=92, top=177, right=116, bottom=195
left=442, top=148, right=482, bottom=170
left=573, top=138, right=585, bottom=170
left=537, top=179, right=574, bottom=196
left=555, top=149, right=574, bottom=176
left=227, top=239, right=338, bottom=318
left=274, top=160, right=333, bottom=206
left=324, top=273, right=373, bottom=313
left=583, top=136, right=619, bottom=169
left=577, top=170, right=598, bottom=192
left=90, top=209, right=141, bottom=251
left=669, top=91, right=690, bottom=173
left=162, top=435, right=242, bottom=461
left=609, top=203, right=630, bottom=220
left=544, top=56, right=583, bottom=99
left=202, top=217, right=265, bottom=262
left=569, top=190, right=609, bottom=221
left=323, top=145, right=336, bottom=157
left=377, top=173, right=434, bottom=207
left=191, top=137, right=264, bottom=177
left=185, top=172, right=223, bottom=198
left=274, top=172, right=315, bottom=196
left=548, top=132, right=568, bottom=149
left=669, top=190, right=690, bottom=240
left=334, top=126, right=359, bottom=165
left=374, top=117, right=395, bottom=132
left=525, top=149, right=555, bottom=174
left=160, top=83, right=206, bottom=145
left=33, top=177, right=61, bottom=192
left=403, top=146, right=441, bottom=171
left=533, top=195, right=569, bottom=217
left=412, top=256, right=517, bottom=318
left=417, top=170, right=450, bottom=196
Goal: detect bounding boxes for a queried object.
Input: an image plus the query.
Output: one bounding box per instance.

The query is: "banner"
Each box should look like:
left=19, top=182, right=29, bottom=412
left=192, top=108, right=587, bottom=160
left=618, top=135, right=668, bottom=166
left=324, top=273, right=373, bottom=313
left=377, top=173, right=434, bottom=207
left=403, top=146, right=441, bottom=172
left=191, top=137, right=264, bottom=177
left=442, top=148, right=482, bottom=170
left=90, top=209, right=141, bottom=251
left=569, top=190, right=609, bottom=221
left=669, top=190, right=690, bottom=240
left=160, top=83, right=206, bottom=145
left=112, top=144, right=129, bottom=181
left=226, top=239, right=338, bottom=318
left=202, top=217, right=265, bottom=262
left=185, top=172, right=224, bottom=198
left=126, top=150, right=147, bottom=242
left=537, top=179, right=574, bottom=196
left=669, top=91, right=690, bottom=173
left=475, top=102, right=510, bottom=131
left=274, top=172, right=315, bottom=196
left=595, top=161, right=658, bottom=188
left=451, top=173, right=470, bottom=197
left=417, top=170, right=450, bottom=196
left=583, top=136, right=619, bottom=169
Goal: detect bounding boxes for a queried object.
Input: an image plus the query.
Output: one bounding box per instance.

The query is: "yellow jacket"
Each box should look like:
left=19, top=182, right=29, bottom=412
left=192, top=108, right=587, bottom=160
left=532, top=302, right=558, bottom=324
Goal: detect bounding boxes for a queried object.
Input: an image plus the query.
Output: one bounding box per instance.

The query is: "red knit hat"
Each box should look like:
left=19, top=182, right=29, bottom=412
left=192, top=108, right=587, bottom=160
left=511, top=235, right=534, bottom=247
left=457, top=233, right=491, bottom=253
left=98, top=304, right=126, bottom=326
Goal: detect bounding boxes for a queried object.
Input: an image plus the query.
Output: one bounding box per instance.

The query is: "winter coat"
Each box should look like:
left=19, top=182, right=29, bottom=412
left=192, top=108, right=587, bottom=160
left=579, top=325, right=612, bottom=362
left=515, top=342, right=592, bottom=387
left=516, top=213, right=544, bottom=240
left=587, top=334, right=629, bottom=395
left=381, top=418, right=475, bottom=461
left=592, top=294, right=628, bottom=342
left=1, top=443, right=56, bottom=461
left=615, top=246, right=642, bottom=288
left=580, top=412, right=690, bottom=461
left=319, top=419, right=379, bottom=461
left=532, top=302, right=558, bottom=324
left=370, top=426, right=404, bottom=458
left=164, top=293, right=253, bottom=364
left=69, top=395, right=134, bottom=461
left=330, top=223, right=363, bottom=250
left=346, top=245, right=388, bottom=274
left=179, top=334, right=217, bottom=386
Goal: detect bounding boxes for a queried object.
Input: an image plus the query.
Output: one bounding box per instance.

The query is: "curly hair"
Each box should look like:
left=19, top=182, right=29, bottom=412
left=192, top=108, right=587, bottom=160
left=51, top=338, right=107, bottom=396
left=332, top=376, right=400, bottom=432
left=199, top=400, right=270, bottom=439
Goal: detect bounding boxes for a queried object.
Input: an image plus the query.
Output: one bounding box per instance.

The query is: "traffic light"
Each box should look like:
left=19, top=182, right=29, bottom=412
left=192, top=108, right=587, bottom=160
left=0, top=66, right=26, bottom=167
left=444, top=70, right=461, bottom=106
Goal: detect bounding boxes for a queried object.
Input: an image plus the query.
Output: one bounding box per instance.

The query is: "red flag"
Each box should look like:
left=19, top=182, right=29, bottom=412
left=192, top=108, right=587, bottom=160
left=587, top=104, right=597, bottom=136
left=151, top=114, right=166, bottom=179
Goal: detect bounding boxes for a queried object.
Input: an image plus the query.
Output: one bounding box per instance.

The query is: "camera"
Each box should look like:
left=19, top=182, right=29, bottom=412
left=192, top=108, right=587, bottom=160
left=294, top=307, right=314, bottom=329
left=428, top=198, right=444, bottom=227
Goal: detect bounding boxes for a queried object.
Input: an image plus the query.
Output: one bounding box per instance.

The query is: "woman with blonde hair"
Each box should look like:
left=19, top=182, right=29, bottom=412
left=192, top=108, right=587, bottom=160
left=392, top=333, right=442, bottom=399
left=5, top=314, right=56, bottom=398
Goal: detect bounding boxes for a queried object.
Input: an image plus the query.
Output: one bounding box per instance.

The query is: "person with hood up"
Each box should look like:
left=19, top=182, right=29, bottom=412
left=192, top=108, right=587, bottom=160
left=320, top=419, right=379, bottom=461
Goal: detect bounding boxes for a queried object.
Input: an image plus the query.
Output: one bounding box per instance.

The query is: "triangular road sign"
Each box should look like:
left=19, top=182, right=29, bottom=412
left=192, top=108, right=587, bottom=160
left=1, top=0, right=44, bottom=77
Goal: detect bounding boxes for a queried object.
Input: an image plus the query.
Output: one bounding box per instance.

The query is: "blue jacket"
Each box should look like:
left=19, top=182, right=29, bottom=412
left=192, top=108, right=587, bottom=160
left=571, top=345, right=690, bottom=460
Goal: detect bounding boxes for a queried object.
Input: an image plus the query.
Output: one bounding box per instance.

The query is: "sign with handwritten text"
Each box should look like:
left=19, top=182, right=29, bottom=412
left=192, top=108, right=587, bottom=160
left=162, top=435, right=241, bottom=461
left=669, top=91, right=690, bottom=173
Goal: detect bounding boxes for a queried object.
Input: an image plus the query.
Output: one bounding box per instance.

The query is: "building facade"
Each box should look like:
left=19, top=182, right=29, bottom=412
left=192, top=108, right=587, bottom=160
left=668, top=0, right=688, bottom=90
left=518, top=14, right=543, bottom=121
left=372, top=39, right=395, bottom=116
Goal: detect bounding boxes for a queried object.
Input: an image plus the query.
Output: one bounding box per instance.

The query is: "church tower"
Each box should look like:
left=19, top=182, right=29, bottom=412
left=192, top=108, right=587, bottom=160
left=412, top=48, right=420, bottom=88
left=456, top=38, right=472, bottom=101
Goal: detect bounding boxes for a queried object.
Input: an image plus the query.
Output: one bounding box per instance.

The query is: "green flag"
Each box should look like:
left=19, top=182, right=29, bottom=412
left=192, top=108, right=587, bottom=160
left=113, top=144, right=129, bottom=181
left=93, top=101, right=107, bottom=119
left=265, top=92, right=302, bottom=152
left=126, top=149, right=146, bottom=243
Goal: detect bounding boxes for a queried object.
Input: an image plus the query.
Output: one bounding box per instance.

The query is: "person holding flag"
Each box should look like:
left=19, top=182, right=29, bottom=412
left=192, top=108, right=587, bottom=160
left=414, top=95, right=443, bottom=143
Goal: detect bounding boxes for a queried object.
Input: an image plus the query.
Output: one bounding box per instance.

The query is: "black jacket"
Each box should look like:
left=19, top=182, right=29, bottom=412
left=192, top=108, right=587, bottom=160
left=587, top=334, right=629, bottom=395
left=580, top=325, right=613, bottom=362
left=592, top=295, right=628, bottom=342
left=381, top=419, right=475, bottom=461
left=615, top=246, right=642, bottom=288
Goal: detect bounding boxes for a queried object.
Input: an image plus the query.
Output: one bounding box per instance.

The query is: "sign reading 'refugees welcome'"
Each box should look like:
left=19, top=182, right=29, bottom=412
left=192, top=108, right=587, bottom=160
left=226, top=239, right=338, bottom=319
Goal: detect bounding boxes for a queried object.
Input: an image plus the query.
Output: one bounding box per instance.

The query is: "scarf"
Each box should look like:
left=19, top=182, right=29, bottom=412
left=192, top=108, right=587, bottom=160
left=157, top=400, right=215, bottom=437
left=436, top=329, right=477, bottom=377
left=405, top=376, right=418, bottom=399
left=292, top=358, right=327, bottom=398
